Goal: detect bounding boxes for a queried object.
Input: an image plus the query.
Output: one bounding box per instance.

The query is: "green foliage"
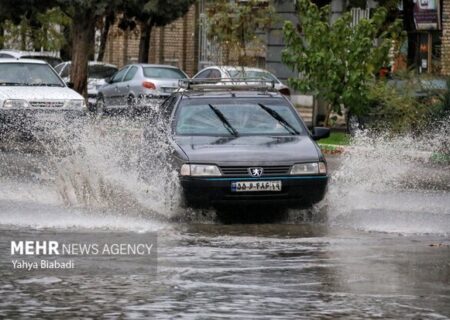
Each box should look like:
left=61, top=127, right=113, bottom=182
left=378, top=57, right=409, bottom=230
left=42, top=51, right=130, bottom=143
left=365, top=79, right=430, bottom=133
left=206, top=0, right=275, bottom=65
left=1, top=8, right=70, bottom=51
left=318, top=131, right=350, bottom=145
left=282, top=0, right=403, bottom=125
left=122, top=0, right=194, bottom=27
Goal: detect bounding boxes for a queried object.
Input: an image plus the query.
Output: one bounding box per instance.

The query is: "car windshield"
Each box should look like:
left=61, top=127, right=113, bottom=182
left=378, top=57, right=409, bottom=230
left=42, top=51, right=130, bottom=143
left=176, top=99, right=303, bottom=136
left=22, top=56, right=62, bottom=67
left=0, top=63, right=65, bottom=87
left=143, top=67, right=187, bottom=79
left=227, top=69, right=278, bottom=82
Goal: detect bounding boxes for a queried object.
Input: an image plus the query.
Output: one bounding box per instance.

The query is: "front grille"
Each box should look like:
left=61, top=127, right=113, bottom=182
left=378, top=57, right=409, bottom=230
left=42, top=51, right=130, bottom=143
left=29, top=101, right=65, bottom=108
left=220, top=165, right=291, bottom=177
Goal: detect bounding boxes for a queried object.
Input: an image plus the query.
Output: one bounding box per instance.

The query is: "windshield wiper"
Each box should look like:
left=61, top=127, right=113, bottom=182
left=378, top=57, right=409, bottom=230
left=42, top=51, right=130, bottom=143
left=257, top=103, right=300, bottom=135
left=0, top=82, right=29, bottom=86
left=29, top=83, right=64, bottom=87
left=208, top=104, right=239, bottom=137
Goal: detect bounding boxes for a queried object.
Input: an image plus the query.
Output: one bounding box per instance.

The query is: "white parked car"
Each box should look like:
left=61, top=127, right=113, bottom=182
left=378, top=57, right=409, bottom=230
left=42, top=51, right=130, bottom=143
left=192, top=66, right=291, bottom=97
left=54, top=61, right=118, bottom=109
left=0, top=49, right=63, bottom=67
left=0, top=59, right=86, bottom=136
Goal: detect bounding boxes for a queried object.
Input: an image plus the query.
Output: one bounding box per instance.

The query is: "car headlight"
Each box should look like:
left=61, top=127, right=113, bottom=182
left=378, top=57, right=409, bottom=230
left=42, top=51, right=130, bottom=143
left=3, top=99, right=31, bottom=108
left=290, top=162, right=327, bottom=175
left=64, top=99, right=86, bottom=109
left=180, top=164, right=222, bottom=176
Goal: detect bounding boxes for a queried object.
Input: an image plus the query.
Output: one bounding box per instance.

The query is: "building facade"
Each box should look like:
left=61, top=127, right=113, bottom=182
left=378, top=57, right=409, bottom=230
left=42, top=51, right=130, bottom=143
left=103, top=0, right=450, bottom=78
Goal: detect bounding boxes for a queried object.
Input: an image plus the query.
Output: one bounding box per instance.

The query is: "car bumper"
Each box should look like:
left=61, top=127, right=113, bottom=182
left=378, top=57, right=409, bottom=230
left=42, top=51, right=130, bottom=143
left=180, top=175, right=328, bottom=208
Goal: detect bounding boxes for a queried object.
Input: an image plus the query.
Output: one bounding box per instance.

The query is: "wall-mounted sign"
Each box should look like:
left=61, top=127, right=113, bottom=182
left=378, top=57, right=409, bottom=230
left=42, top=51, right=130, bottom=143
left=413, top=0, right=441, bottom=30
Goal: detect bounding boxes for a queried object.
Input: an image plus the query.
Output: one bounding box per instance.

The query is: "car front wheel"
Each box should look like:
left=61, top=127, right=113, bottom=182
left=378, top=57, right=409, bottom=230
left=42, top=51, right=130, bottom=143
left=95, top=95, right=105, bottom=115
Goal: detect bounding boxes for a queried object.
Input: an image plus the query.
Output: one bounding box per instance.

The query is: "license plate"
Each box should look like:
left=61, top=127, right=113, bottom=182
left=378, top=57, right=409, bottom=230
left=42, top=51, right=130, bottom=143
left=231, top=180, right=282, bottom=192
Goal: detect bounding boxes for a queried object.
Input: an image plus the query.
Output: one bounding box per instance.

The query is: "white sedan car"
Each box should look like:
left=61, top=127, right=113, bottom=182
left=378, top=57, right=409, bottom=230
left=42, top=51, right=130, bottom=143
left=192, top=66, right=291, bottom=97
left=0, top=59, right=86, bottom=136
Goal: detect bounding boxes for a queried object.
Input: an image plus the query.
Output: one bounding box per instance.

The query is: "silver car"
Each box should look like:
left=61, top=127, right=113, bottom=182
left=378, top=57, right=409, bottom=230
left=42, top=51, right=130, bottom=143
left=192, top=66, right=291, bottom=97
left=96, top=63, right=188, bottom=113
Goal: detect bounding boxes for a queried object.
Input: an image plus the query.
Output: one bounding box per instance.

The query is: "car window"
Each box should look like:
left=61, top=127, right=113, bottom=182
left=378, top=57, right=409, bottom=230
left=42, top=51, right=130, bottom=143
left=0, top=62, right=65, bottom=86
left=143, top=67, right=186, bottom=79
left=22, top=56, right=62, bottom=67
left=60, top=64, right=70, bottom=78
left=54, top=63, right=65, bottom=74
left=0, top=53, right=13, bottom=58
left=111, top=67, right=129, bottom=83
left=228, top=69, right=278, bottom=82
left=123, top=66, right=138, bottom=81
left=175, top=99, right=303, bottom=136
left=89, top=65, right=118, bottom=79
left=209, top=69, right=221, bottom=79
left=194, top=69, right=211, bottom=79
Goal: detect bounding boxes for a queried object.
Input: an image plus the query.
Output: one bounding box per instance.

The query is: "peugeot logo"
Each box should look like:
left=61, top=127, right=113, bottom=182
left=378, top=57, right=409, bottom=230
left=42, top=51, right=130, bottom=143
left=248, top=167, right=263, bottom=177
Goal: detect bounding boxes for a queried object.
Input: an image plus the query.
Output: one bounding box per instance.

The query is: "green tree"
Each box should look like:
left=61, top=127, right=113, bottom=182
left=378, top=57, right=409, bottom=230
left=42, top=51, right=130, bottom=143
left=282, top=0, right=403, bottom=125
left=121, top=0, right=195, bottom=63
left=206, top=0, right=275, bottom=65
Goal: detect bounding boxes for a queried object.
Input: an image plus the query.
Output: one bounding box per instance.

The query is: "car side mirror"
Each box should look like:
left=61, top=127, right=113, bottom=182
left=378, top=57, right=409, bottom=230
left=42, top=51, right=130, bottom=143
left=312, top=127, right=330, bottom=140
left=66, top=81, right=74, bottom=89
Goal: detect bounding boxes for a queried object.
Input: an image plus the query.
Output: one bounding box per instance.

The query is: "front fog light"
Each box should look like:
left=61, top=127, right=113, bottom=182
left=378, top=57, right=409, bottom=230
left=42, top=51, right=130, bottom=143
left=180, top=164, right=221, bottom=176
left=290, top=162, right=319, bottom=175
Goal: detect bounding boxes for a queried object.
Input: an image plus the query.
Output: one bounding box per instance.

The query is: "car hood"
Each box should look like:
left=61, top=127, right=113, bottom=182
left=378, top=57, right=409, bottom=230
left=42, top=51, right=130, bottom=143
left=0, top=86, right=83, bottom=101
left=174, top=135, right=320, bottom=165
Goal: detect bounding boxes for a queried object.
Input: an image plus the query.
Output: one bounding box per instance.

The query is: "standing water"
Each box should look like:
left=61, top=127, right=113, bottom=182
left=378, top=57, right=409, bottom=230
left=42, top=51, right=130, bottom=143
left=0, top=113, right=449, bottom=319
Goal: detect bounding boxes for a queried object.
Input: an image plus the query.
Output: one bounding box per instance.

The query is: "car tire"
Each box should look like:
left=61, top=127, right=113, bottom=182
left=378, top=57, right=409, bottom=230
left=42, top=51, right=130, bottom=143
left=95, top=95, right=105, bottom=115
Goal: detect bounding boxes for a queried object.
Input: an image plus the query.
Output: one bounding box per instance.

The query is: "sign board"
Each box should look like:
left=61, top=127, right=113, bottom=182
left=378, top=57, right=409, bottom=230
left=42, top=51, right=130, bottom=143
left=413, top=0, right=441, bottom=30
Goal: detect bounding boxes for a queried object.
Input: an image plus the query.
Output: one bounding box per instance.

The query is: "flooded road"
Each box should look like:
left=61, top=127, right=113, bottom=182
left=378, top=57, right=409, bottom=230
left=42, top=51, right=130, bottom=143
left=0, top=116, right=449, bottom=319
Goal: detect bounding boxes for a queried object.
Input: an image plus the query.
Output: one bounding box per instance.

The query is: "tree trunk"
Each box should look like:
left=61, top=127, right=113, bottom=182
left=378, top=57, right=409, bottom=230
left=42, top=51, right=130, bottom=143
left=70, top=9, right=96, bottom=99
left=97, top=12, right=114, bottom=62
left=138, top=20, right=154, bottom=63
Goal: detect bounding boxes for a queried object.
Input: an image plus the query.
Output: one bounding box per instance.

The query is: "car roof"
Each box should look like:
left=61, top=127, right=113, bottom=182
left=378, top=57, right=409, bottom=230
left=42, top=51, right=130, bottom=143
left=180, top=90, right=282, bottom=99
left=203, top=65, right=272, bottom=73
left=58, top=61, right=118, bottom=68
left=0, top=58, right=48, bottom=64
left=131, top=63, right=183, bottom=69
left=0, top=49, right=60, bottom=58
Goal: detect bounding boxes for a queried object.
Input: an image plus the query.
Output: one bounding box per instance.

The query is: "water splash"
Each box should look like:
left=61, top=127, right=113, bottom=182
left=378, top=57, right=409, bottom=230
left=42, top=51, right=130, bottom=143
left=326, top=118, right=450, bottom=234
left=1, top=107, right=185, bottom=222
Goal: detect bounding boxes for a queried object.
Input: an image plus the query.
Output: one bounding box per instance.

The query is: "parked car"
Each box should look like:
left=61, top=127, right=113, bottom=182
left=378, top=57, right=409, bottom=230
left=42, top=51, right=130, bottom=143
left=96, top=64, right=188, bottom=114
left=0, top=59, right=86, bottom=136
left=54, top=61, right=118, bottom=109
left=192, top=66, right=291, bottom=97
left=0, top=49, right=63, bottom=67
left=142, top=80, right=329, bottom=209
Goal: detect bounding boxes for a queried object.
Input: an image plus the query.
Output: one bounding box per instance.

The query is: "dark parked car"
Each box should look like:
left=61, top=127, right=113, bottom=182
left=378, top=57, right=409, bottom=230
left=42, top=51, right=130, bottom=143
left=143, top=80, right=330, bottom=209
